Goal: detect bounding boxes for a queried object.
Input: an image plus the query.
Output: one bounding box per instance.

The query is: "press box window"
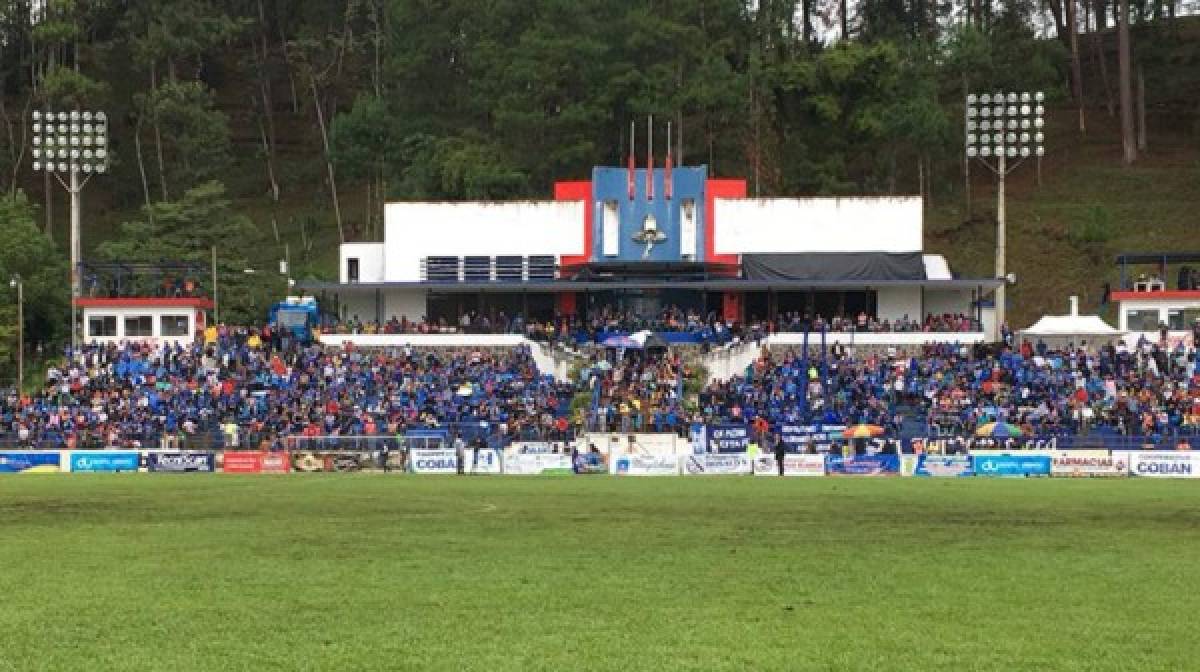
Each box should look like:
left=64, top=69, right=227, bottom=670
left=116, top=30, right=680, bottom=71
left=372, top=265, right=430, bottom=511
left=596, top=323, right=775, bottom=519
left=160, top=315, right=190, bottom=337
left=88, top=315, right=117, bottom=337
left=1125, top=309, right=1161, bottom=332
left=347, top=258, right=360, bottom=283
left=124, top=316, right=153, bottom=338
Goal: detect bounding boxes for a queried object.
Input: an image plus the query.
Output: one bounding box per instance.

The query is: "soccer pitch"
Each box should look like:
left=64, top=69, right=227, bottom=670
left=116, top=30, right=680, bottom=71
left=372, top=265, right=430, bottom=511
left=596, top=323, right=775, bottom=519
left=1, top=476, right=1197, bottom=671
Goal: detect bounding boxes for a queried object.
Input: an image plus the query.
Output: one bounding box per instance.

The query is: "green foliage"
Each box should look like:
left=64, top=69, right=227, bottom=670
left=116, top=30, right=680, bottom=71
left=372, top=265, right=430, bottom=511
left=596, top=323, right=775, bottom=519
left=39, top=66, right=109, bottom=108
left=1069, top=205, right=1117, bottom=246
left=98, top=182, right=277, bottom=325
left=0, top=192, right=69, bottom=363
left=136, top=81, right=232, bottom=194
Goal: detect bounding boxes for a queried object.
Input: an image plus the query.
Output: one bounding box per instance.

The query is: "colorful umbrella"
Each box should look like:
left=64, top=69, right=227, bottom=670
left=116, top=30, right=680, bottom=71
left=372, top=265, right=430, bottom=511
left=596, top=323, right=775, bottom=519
left=975, top=421, right=1024, bottom=438
left=841, top=424, right=886, bottom=439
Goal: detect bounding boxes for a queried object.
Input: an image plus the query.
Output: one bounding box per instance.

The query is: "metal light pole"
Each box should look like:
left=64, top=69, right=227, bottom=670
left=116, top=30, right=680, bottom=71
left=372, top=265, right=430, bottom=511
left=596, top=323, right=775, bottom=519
left=30, top=109, right=109, bottom=353
left=964, top=92, right=1045, bottom=342
left=9, top=274, right=21, bottom=393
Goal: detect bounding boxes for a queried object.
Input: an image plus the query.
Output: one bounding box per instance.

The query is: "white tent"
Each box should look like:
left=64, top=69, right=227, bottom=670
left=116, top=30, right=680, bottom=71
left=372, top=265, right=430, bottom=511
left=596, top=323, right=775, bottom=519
left=1021, top=296, right=1124, bottom=341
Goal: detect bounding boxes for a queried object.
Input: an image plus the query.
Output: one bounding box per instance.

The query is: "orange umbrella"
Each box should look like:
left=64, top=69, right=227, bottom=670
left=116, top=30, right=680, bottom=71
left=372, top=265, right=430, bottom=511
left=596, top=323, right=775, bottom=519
left=841, top=424, right=886, bottom=439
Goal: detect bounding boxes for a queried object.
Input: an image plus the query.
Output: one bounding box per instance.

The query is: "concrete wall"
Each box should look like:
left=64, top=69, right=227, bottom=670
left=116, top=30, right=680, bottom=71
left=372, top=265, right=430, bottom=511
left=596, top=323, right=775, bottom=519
left=340, top=243, right=385, bottom=283
left=713, top=197, right=923, bottom=255
left=382, top=201, right=584, bottom=282
left=875, top=286, right=922, bottom=323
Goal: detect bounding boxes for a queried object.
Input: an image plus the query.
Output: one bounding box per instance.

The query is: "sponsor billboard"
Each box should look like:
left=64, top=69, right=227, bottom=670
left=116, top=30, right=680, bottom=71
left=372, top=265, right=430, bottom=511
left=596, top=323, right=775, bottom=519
left=913, top=454, right=974, bottom=477
left=826, top=454, right=900, bottom=476
left=1050, top=451, right=1128, bottom=478
left=221, top=451, right=291, bottom=474
left=971, top=454, right=1051, bottom=477
left=779, top=424, right=846, bottom=453
left=684, top=453, right=752, bottom=475
left=0, top=451, right=61, bottom=473
left=410, top=449, right=459, bottom=474
left=504, top=453, right=573, bottom=475
left=68, top=451, right=140, bottom=473
left=290, top=451, right=378, bottom=473
left=146, top=452, right=216, bottom=473
left=706, top=424, right=750, bottom=453
left=1128, top=451, right=1200, bottom=479
left=611, top=454, right=679, bottom=476
left=752, top=454, right=826, bottom=477
left=464, top=448, right=502, bottom=475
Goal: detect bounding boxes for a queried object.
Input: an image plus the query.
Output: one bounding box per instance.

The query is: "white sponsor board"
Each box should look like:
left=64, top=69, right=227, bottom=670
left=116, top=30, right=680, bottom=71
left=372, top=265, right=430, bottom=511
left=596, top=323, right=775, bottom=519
left=583, top=433, right=687, bottom=456
left=504, top=453, right=574, bottom=475
left=465, top=448, right=502, bottom=475
left=683, top=453, right=752, bottom=475
left=1050, top=451, right=1128, bottom=478
left=410, top=448, right=459, bottom=474
left=1128, top=451, right=1200, bottom=478
left=752, top=454, right=826, bottom=477
left=610, top=454, right=679, bottom=476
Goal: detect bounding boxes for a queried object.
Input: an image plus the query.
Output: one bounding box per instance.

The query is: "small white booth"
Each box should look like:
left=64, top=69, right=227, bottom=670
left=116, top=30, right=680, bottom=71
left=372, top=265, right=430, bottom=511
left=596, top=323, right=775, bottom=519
left=76, top=297, right=211, bottom=346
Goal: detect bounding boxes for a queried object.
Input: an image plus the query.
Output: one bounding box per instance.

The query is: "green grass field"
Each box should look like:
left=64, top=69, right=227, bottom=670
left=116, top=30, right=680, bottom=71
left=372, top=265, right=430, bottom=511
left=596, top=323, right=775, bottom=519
left=1, top=476, right=1198, bottom=671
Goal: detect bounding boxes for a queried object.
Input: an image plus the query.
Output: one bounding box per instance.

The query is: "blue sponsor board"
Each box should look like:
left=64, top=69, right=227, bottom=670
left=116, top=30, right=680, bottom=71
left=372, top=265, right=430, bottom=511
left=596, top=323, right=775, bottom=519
left=914, top=454, right=974, bottom=477
left=827, top=454, right=900, bottom=476
left=146, top=452, right=215, bottom=473
left=971, top=454, right=1051, bottom=477
left=707, top=424, right=750, bottom=453
left=0, top=451, right=61, bottom=473
left=69, top=451, right=141, bottom=473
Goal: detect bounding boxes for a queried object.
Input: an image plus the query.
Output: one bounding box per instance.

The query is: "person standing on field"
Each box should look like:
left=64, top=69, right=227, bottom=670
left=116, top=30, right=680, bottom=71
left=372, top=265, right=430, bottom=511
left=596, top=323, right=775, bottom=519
left=454, top=433, right=466, bottom=475
left=772, top=433, right=787, bottom=476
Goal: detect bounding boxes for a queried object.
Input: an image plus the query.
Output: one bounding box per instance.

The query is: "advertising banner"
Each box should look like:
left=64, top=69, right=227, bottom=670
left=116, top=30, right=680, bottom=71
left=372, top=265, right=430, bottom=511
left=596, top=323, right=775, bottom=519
left=146, top=452, right=216, bottom=473
left=684, top=453, right=752, bottom=475
left=410, top=449, right=459, bottom=474
left=751, top=454, right=826, bottom=477
left=706, top=425, right=750, bottom=453
left=1128, top=451, right=1200, bottom=478
left=0, top=451, right=61, bottom=473
left=221, top=451, right=291, bottom=474
left=913, top=454, right=974, bottom=477
left=68, top=451, right=140, bottom=473
left=971, top=454, right=1051, bottom=477
left=1050, top=451, right=1128, bottom=478
left=779, top=424, right=846, bottom=452
left=826, top=454, right=900, bottom=476
left=504, top=453, right=574, bottom=475
left=290, top=451, right=374, bottom=473
left=611, top=454, right=679, bottom=476
left=465, top=448, right=502, bottom=475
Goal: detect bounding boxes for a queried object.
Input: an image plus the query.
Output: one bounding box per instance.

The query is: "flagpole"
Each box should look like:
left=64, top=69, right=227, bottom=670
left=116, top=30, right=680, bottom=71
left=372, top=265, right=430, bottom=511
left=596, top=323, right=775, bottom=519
left=646, top=116, right=654, bottom=200
left=628, top=121, right=636, bottom=200
left=665, top=121, right=673, bottom=200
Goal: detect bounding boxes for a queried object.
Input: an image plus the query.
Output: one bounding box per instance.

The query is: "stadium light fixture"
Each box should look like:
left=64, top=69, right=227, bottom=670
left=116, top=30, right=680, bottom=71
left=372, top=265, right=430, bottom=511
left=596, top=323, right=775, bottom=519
left=31, top=108, right=109, bottom=351
left=964, top=91, right=1046, bottom=342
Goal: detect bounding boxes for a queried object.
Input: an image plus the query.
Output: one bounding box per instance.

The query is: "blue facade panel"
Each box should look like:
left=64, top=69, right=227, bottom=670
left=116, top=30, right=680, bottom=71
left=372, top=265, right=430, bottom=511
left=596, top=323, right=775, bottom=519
left=590, top=165, right=708, bottom=263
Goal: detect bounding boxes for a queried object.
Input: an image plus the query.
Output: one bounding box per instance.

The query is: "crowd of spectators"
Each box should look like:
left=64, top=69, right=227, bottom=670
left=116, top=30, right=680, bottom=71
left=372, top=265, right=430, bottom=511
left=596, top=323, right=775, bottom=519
left=578, top=352, right=689, bottom=434
left=5, top=308, right=1198, bottom=450
left=700, top=335, right=1200, bottom=441
left=0, top=331, right=572, bottom=449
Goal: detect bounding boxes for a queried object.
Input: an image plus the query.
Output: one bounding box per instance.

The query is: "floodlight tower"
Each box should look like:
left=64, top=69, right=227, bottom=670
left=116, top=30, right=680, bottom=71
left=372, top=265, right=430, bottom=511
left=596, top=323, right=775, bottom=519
left=30, top=109, right=109, bottom=351
left=964, top=92, right=1045, bottom=342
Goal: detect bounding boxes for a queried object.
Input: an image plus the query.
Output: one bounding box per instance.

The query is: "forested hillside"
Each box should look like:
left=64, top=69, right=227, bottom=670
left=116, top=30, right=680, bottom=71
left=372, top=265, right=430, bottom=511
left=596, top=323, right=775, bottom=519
left=0, top=0, right=1199, bottom=358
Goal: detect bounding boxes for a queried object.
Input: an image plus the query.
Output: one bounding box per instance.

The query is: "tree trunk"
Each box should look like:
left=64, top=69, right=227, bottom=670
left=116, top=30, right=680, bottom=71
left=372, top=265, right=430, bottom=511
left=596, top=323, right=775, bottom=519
left=1117, top=0, right=1136, bottom=165
left=310, top=73, right=345, bottom=242
left=279, top=24, right=300, bottom=114
left=1136, top=62, right=1147, bottom=152
left=150, top=64, right=169, bottom=200
left=1094, top=0, right=1108, bottom=29
left=1047, top=0, right=1069, bottom=44
left=840, top=0, right=849, bottom=39
left=1089, top=1, right=1116, bottom=117
left=133, top=115, right=154, bottom=218
left=1068, top=0, right=1085, bottom=134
